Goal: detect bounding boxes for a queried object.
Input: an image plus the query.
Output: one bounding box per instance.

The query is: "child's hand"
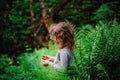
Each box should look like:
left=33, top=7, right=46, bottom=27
left=42, top=55, right=54, bottom=62
left=42, top=55, right=50, bottom=60
left=41, top=60, right=49, bottom=67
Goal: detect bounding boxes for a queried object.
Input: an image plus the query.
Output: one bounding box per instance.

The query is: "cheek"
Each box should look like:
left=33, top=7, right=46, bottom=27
left=55, top=40, right=59, bottom=44
left=56, top=39, right=63, bottom=44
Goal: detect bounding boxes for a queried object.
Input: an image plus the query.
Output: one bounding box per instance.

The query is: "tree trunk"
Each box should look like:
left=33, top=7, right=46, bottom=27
left=30, top=0, right=36, bottom=37
left=39, top=0, right=72, bottom=30
left=52, top=0, right=72, bottom=22
left=39, top=0, right=53, bottom=31
left=30, top=0, right=49, bottom=47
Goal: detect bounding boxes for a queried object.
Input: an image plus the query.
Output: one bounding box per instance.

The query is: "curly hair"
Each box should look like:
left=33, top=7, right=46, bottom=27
left=50, top=22, right=75, bottom=51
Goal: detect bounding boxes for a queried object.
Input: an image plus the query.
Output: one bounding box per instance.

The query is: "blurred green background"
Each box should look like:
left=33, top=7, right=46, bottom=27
left=0, top=0, right=120, bottom=80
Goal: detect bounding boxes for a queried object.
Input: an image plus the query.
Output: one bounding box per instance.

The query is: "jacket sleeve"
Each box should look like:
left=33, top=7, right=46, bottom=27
left=48, top=51, right=68, bottom=71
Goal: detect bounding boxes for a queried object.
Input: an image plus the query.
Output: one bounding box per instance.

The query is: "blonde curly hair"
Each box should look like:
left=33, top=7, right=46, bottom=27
left=50, top=22, right=75, bottom=51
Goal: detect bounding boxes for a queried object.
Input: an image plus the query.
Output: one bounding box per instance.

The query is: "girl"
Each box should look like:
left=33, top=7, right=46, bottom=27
left=41, top=22, right=75, bottom=71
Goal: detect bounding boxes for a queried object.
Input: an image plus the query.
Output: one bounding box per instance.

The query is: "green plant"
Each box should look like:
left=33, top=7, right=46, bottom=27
left=72, top=19, right=120, bottom=80
left=0, top=42, right=70, bottom=80
left=0, top=19, right=120, bottom=80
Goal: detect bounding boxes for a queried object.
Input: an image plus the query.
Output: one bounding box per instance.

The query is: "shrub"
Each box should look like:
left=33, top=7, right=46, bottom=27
left=73, top=19, right=120, bottom=80
left=0, top=43, right=70, bottom=80
left=0, top=20, right=120, bottom=80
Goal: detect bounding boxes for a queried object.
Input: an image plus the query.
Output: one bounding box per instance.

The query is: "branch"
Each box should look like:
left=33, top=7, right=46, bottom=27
left=35, top=23, right=43, bottom=36
left=39, top=0, right=51, bottom=30
left=30, top=0, right=36, bottom=37
left=53, top=0, right=72, bottom=22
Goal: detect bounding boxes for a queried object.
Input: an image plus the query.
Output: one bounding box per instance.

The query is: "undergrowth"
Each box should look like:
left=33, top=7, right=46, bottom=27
left=0, top=19, right=120, bottom=80
left=73, top=19, right=120, bottom=80
left=0, top=42, right=70, bottom=80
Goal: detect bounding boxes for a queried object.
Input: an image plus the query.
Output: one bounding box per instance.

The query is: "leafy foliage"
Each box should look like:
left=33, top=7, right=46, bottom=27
left=0, top=0, right=120, bottom=80
left=1, top=0, right=120, bottom=54
left=92, top=1, right=120, bottom=21
left=0, top=42, right=70, bottom=80
left=73, top=19, right=120, bottom=80
left=0, top=0, right=42, bottom=54
left=0, top=20, right=120, bottom=80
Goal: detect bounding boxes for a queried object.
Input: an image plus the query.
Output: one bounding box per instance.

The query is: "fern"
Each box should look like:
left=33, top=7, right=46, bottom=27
left=0, top=19, right=120, bottom=80
left=92, top=2, right=120, bottom=21
left=73, top=19, right=120, bottom=80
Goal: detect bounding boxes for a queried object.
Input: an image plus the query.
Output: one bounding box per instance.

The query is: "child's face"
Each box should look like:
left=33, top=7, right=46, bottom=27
left=51, top=36, right=58, bottom=43
left=50, top=35, right=63, bottom=48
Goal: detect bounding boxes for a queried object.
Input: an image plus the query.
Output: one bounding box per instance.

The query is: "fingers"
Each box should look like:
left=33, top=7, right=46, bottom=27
left=42, top=55, right=50, bottom=60
left=41, top=60, right=46, bottom=62
left=41, top=60, right=48, bottom=64
left=40, top=60, right=49, bottom=66
left=43, top=55, right=52, bottom=58
left=43, top=55, right=49, bottom=57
